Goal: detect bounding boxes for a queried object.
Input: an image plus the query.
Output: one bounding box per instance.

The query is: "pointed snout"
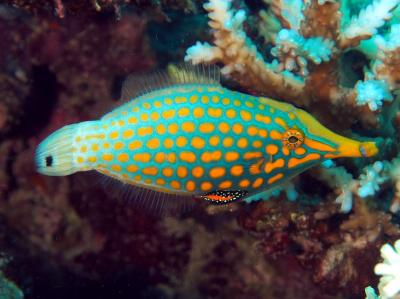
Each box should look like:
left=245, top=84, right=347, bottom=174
left=335, top=139, right=378, bottom=158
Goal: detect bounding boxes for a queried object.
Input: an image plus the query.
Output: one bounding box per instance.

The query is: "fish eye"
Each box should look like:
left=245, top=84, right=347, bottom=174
left=45, top=155, right=53, bottom=167
left=282, top=129, right=304, bottom=150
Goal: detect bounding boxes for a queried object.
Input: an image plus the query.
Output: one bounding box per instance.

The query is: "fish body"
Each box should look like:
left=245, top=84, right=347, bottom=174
left=35, top=66, right=378, bottom=204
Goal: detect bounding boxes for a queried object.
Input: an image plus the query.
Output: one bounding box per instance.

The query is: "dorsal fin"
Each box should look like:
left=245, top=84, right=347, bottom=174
left=120, top=63, right=221, bottom=101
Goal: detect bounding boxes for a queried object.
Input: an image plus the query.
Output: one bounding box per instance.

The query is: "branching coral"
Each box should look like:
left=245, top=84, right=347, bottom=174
left=185, top=0, right=400, bottom=126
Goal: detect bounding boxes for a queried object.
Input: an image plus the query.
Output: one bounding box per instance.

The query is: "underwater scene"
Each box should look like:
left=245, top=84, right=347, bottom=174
left=2, top=0, right=400, bottom=298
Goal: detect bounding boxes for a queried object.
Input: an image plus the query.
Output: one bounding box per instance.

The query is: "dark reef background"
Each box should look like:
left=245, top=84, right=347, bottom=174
left=0, top=1, right=398, bottom=299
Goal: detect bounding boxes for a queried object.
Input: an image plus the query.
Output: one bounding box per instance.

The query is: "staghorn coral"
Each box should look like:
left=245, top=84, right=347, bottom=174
left=185, top=0, right=400, bottom=128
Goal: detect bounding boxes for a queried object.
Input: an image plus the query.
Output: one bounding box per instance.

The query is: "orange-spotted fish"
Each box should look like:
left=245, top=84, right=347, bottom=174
left=35, top=65, right=378, bottom=208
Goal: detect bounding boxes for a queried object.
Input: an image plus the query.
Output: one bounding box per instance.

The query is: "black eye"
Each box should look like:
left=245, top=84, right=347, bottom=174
left=288, top=136, right=299, bottom=143
left=45, top=156, right=53, bottom=167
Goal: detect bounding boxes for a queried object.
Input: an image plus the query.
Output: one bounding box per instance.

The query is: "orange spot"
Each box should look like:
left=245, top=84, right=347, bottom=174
left=244, top=152, right=263, bottom=160
left=193, top=107, right=204, bottom=118
left=199, top=123, right=215, bottom=133
left=133, top=153, right=151, bottom=163
left=75, top=136, right=82, bottom=142
left=117, top=120, right=125, bottom=126
left=177, top=166, right=188, bottom=178
left=208, top=107, right=222, bottom=118
left=245, top=101, right=255, bottom=108
left=156, top=124, right=166, bottom=135
left=239, top=179, right=250, bottom=188
left=253, top=140, right=263, bottom=148
left=206, top=194, right=234, bottom=202
left=252, top=177, right=264, bottom=188
left=223, top=137, right=234, bottom=147
left=255, top=114, right=271, bottom=124
left=166, top=153, right=176, bottom=163
left=275, top=117, right=287, bottom=128
left=231, top=165, right=244, bottom=176
left=109, top=131, right=118, bottom=139
left=128, top=140, right=142, bottom=150
left=219, top=181, right=232, bottom=189
left=156, top=178, right=166, bottom=185
left=268, top=173, right=283, bottom=184
left=180, top=152, right=196, bottom=163
left=201, top=182, right=213, bottom=191
left=209, top=167, right=226, bottom=178
left=225, top=151, right=239, bottom=162
left=247, top=126, right=258, bottom=136
left=162, top=167, right=174, bottom=177
left=176, top=136, right=187, bottom=147
left=240, top=110, right=252, bottom=121
left=304, top=139, right=336, bottom=152
left=222, top=97, right=230, bottom=105
left=142, top=167, right=158, bottom=176
left=150, top=112, right=159, bottom=121
left=88, top=156, right=97, bottom=163
left=266, top=144, right=279, bottom=155
left=211, top=95, right=219, bottom=103
left=209, top=136, right=220, bottom=146
left=118, top=153, right=129, bottom=162
left=77, top=156, right=84, bottom=163
left=140, top=113, right=148, bottom=121
left=201, top=95, right=209, bottom=104
left=295, top=147, right=306, bottom=155
left=147, top=138, right=160, bottom=149
left=154, top=152, right=165, bottom=163
left=264, top=158, right=285, bottom=173
left=143, top=102, right=151, bottom=109
left=218, top=122, right=230, bottom=133
left=162, top=110, right=175, bottom=119
left=114, top=142, right=124, bottom=150
left=233, top=99, right=241, bottom=106
left=186, top=180, right=196, bottom=191
left=170, top=181, right=181, bottom=190
left=127, top=165, right=138, bottom=172
left=80, top=145, right=87, bottom=153
left=164, top=138, right=174, bottom=149
left=226, top=109, right=236, bottom=118
left=282, top=147, right=290, bottom=156
left=103, top=153, right=113, bottom=161
left=175, top=96, right=187, bottom=103
left=138, top=127, right=153, bottom=136
left=232, top=124, right=243, bottom=134
left=288, top=153, right=321, bottom=168
left=111, top=164, right=122, bottom=172
left=168, top=123, right=179, bottom=134
left=103, top=142, right=110, bottom=149
left=165, top=98, right=173, bottom=105
left=237, top=138, right=248, bottom=148
left=182, top=121, right=195, bottom=133
left=270, top=130, right=282, bottom=140
left=189, top=95, right=198, bottom=103
left=128, top=117, right=138, bottom=124
left=178, top=107, right=190, bottom=117
left=91, top=144, right=99, bottom=151
left=191, top=137, right=205, bottom=149
left=258, top=129, right=268, bottom=138
left=154, top=101, right=162, bottom=108
left=192, top=166, right=204, bottom=178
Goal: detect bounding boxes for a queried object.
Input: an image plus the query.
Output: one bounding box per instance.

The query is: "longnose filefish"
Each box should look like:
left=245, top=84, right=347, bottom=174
left=35, top=64, right=378, bottom=210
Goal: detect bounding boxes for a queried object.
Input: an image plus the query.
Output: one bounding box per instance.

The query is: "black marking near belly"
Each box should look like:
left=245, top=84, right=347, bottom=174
left=200, top=190, right=248, bottom=204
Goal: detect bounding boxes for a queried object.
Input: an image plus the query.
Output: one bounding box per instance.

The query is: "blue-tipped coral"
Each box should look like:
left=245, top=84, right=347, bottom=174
left=185, top=0, right=400, bottom=125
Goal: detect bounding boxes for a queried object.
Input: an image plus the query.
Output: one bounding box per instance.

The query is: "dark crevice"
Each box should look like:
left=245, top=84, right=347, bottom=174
left=14, top=65, right=58, bottom=138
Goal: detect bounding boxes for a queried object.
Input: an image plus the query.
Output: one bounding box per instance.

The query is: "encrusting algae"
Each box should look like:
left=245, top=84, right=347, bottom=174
left=35, top=64, right=378, bottom=208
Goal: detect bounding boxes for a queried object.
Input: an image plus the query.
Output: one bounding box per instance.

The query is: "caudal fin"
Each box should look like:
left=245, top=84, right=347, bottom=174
left=35, top=124, right=78, bottom=176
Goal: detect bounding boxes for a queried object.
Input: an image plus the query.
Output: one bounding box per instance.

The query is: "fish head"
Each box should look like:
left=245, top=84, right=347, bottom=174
left=292, top=108, right=378, bottom=159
